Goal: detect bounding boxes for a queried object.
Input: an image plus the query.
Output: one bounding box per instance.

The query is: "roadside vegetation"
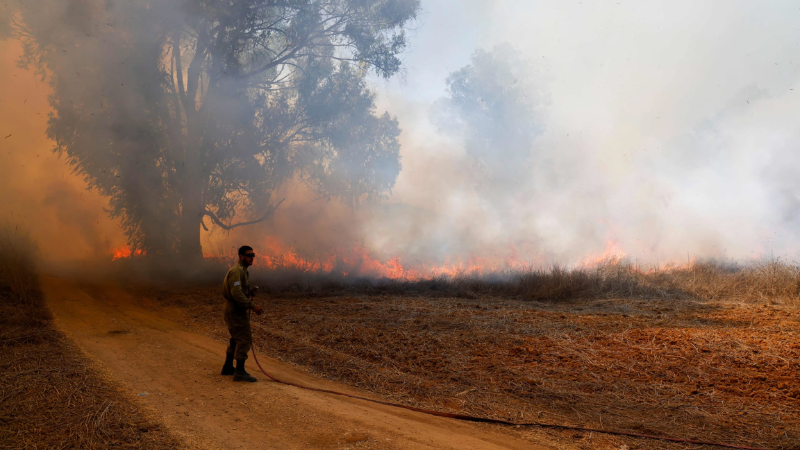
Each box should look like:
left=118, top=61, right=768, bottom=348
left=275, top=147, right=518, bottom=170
left=0, top=225, right=181, bottom=449
left=190, top=256, right=800, bottom=305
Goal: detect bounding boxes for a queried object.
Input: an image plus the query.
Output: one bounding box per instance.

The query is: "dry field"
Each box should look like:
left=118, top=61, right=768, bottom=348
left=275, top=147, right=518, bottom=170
left=145, top=261, right=800, bottom=450
left=0, top=226, right=182, bottom=450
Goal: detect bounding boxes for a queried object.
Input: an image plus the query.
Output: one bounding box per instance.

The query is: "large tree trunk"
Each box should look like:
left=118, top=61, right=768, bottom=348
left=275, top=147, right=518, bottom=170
left=177, top=195, right=204, bottom=261
left=176, top=133, right=204, bottom=260
left=176, top=126, right=205, bottom=261
left=175, top=67, right=208, bottom=261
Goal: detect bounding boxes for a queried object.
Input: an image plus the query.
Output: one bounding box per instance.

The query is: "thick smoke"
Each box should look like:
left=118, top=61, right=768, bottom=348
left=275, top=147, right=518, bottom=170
left=358, top=1, right=800, bottom=267
left=0, top=41, right=127, bottom=264
left=2, top=0, right=417, bottom=268
left=3, top=1, right=800, bottom=273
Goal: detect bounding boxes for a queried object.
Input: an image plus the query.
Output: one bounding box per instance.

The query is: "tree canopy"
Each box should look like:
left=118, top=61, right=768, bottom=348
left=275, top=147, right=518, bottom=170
left=6, top=0, right=418, bottom=258
left=433, top=44, right=548, bottom=199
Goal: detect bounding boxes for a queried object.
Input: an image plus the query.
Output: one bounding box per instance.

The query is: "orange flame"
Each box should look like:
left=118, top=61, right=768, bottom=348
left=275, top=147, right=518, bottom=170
left=111, top=246, right=144, bottom=260
left=578, top=239, right=627, bottom=269
left=114, top=235, right=701, bottom=279
left=201, top=237, right=527, bottom=280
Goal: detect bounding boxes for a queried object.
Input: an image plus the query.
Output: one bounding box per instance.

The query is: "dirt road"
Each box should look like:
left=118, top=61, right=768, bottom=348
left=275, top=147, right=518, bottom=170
left=43, top=277, right=554, bottom=450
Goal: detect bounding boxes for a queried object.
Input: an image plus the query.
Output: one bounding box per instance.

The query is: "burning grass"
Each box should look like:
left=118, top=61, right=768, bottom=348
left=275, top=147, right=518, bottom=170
left=144, top=259, right=800, bottom=449
left=0, top=226, right=181, bottom=450
left=108, top=238, right=800, bottom=304
left=234, top=257, right=800, bottom=305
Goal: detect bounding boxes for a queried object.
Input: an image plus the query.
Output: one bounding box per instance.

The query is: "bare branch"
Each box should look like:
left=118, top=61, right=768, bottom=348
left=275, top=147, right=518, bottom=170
left=202, top=198, right=285, bottom=230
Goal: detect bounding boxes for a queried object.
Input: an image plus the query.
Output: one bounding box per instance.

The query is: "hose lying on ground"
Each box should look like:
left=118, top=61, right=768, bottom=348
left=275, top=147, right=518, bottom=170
left=248, top=335, right=769, bottom=450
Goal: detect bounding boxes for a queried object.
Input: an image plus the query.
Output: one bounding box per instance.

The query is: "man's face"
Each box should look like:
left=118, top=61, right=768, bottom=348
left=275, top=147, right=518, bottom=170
left=239, top=250, right=256, bottom=267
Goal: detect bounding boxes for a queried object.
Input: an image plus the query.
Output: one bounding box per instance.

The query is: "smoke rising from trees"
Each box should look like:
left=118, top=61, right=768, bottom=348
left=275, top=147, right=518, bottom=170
left=4, top=0, right=418, bottom=261
left=357, top=1, right=800, bottom=267
left=3, top=1, right=800, bottom=270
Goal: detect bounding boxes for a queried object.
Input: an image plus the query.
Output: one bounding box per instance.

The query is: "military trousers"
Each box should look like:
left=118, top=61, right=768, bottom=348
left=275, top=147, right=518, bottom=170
left=224, top=306, right=252, bottom=361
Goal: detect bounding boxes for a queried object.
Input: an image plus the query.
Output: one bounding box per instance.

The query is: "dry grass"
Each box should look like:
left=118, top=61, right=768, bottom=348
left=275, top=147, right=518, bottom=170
left=0, top=225, right=182, bottom=450
left=194, top=257, right=800, bottom=306
left=143, top=258, right=800, bottom=450
left=109, top=252, right=800, bottom=305
left=660, top=259, right=800, bottom=304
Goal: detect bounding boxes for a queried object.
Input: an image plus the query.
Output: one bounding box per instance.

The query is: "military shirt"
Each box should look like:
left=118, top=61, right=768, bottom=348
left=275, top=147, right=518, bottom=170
left=222, top=262, right=253, bottom=311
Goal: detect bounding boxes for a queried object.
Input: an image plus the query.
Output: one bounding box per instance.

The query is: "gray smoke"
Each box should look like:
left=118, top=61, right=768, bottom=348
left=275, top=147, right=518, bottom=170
left=357, top=1, right=800, bottom=268
left=3, top=0, right=800, bottom=272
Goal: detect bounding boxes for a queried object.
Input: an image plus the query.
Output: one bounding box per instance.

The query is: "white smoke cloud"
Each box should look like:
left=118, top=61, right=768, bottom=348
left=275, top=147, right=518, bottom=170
left=4, top=0, right=800, bottom=271
left=361, top=0, right=800, bottom=265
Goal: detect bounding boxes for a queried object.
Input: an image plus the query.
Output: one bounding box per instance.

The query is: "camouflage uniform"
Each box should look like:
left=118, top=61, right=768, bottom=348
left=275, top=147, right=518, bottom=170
left=222, top=261, right=254, bottom=361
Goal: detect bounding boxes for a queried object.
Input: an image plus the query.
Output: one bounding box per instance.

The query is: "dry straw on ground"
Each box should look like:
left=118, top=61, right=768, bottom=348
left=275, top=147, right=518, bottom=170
left=148, top=258, right=800, bottom=450
left=0, top=225, right=182, bottom=450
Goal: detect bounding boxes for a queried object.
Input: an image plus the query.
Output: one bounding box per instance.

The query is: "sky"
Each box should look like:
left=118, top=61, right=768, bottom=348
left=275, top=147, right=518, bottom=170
left=357, top=0, right=800, bottom=265
left=2, top=0, right=800, bottom=269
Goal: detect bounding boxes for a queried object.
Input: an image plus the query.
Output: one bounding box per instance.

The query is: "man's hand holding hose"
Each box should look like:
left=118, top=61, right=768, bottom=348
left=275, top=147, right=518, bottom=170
left=250, top=286, right=263, bottom=315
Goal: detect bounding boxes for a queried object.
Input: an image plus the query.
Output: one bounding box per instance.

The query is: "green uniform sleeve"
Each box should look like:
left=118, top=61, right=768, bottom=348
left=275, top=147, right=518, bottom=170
left=228, top=270, right=253, bottom=310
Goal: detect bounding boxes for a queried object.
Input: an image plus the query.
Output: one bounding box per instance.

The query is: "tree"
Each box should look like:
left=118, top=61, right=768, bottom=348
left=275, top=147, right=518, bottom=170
left=297, top=65, right=403, bottom=212
left=433, top=44, right=548, bottom=200
left=6, top=0, right=418, bottom=259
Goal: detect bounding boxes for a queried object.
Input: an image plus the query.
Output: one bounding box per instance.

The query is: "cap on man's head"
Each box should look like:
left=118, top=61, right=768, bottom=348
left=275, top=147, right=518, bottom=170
left=238, top=245, right=253, bottom=256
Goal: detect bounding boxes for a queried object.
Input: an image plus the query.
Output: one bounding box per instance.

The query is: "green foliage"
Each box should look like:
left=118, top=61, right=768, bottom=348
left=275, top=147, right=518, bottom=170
left=433, top=44, right=548, bottom=195
left=298, top=63, right=402, bottom=206
left=13, top=0, right=419, bottom=257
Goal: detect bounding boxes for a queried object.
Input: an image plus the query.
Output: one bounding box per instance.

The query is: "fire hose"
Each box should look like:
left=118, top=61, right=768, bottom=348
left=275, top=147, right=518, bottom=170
left=247, top=308, right=769, bottom=450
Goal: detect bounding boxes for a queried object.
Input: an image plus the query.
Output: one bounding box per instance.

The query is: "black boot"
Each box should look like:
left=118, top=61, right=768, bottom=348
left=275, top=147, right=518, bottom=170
left=233, top=359, right=257, bottom=382
left=221, top=338, right=236, bottom=375
left=220, top=353, right=235, bottom=375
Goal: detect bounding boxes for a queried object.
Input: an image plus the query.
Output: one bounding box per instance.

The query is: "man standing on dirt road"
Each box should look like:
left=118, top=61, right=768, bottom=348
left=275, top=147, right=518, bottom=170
left=221, top=245, right=264, bottom=382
